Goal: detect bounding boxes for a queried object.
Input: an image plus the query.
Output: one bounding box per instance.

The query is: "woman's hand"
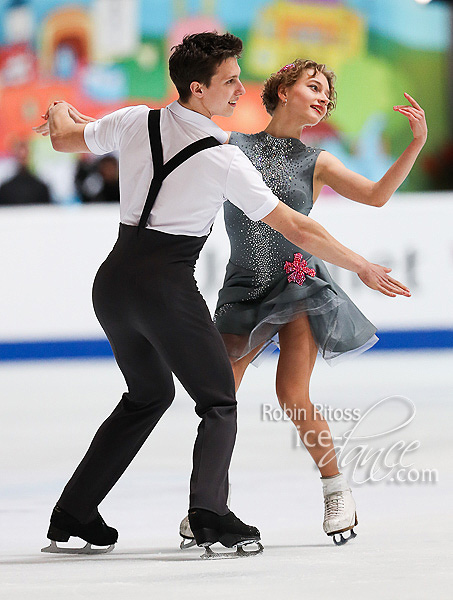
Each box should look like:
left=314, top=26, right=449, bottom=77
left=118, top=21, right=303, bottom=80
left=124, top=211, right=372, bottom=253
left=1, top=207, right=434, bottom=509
left=33, top=101, right=95, bottom=136
left=33, top=121, right=51, bottom=136
left=357, top=263, right=411, bottom=298
left=393, top=93, right=427, bottom=146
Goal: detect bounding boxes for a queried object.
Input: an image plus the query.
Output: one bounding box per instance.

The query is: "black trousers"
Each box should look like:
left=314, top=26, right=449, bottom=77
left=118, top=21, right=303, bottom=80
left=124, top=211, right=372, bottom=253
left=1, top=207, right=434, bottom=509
left=58, top=224, right=237, bottom=522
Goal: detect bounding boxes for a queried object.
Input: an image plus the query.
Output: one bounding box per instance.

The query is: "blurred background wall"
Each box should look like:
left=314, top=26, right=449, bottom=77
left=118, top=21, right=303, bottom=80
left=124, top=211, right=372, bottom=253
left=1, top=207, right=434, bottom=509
left=0, top=0, right=451, bottom=358
left=0, top=0, right=452, bottom=199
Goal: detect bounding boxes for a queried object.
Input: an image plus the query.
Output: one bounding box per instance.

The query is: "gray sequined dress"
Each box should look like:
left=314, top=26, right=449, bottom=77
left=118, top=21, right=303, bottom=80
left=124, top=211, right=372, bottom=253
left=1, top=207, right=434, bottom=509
left=214, top=131, right=378, bottom=364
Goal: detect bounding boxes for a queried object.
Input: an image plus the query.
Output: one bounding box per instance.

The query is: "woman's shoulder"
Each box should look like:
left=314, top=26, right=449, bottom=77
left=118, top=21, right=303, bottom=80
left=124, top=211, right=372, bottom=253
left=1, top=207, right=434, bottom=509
left=229, top=131, right=261, bottom=145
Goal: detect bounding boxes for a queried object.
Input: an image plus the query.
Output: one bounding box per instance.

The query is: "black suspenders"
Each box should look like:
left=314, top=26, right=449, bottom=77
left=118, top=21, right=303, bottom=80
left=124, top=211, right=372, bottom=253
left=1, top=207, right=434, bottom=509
left=138, top=109, right=221, bottom=230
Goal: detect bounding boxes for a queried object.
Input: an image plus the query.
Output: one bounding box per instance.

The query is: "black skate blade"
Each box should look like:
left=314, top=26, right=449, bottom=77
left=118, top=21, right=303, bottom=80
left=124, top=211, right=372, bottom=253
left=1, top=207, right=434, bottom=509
left=41, top=540, right=115, bottom=555
left=180, top=537, right=197, bottom=550
left=332, top=528, right=357, bottom=546
left=201, top=541, right=264, bottom=560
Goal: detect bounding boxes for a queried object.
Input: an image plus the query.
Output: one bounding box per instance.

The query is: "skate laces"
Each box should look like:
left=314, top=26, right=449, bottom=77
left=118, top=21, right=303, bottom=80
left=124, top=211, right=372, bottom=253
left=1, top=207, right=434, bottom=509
left=324, top=491, right=345, bottom=520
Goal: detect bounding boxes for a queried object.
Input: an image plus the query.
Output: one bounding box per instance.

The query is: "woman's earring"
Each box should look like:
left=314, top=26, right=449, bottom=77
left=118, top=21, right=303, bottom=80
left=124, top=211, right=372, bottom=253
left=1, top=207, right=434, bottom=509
left=282, top=98, right=287, bottom=107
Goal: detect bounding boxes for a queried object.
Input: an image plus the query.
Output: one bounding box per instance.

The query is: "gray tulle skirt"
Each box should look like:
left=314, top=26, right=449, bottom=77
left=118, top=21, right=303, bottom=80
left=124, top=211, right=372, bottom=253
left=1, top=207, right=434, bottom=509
left=214, top=255, right=378, bottom=366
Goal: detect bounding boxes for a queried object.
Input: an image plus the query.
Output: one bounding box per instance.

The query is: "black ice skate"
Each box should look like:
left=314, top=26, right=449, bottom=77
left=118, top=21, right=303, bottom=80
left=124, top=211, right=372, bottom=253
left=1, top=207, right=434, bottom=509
left=188, top=508, right=263, bottom=559
left=41, top=505, right=118, bottom=555
left=180, top=483, right=232, bottom=550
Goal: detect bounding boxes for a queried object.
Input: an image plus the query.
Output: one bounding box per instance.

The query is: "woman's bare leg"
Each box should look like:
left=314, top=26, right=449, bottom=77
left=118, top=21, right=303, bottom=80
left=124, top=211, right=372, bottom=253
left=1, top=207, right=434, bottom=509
left=221, top=334, right=264, bottom=392
left=276, top=315, right=339, bottom=477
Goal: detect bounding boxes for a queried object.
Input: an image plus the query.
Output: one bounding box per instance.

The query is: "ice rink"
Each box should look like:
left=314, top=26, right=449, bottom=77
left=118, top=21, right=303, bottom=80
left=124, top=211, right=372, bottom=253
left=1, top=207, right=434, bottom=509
left=1, top=350, right=451, bottom=599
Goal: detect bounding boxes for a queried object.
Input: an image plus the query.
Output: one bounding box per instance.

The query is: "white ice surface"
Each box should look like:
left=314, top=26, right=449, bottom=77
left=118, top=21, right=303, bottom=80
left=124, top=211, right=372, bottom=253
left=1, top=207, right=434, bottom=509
left=0, top=351, right=452, bottom=599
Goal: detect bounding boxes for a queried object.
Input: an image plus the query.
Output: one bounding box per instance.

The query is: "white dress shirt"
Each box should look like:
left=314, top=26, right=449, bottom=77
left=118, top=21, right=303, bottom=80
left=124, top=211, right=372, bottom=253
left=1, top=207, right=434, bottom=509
left=84, top=101, right=279, bottom=237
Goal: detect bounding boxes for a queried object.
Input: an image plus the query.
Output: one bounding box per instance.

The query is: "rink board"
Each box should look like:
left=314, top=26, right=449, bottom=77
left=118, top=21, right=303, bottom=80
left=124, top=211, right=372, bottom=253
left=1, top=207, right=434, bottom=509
left=0, top=193, right=451, bottom=359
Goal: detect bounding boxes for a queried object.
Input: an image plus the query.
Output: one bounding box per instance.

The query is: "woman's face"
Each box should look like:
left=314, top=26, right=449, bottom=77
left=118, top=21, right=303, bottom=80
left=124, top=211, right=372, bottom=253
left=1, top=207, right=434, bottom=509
left=283, top=69, right=331, bottom=125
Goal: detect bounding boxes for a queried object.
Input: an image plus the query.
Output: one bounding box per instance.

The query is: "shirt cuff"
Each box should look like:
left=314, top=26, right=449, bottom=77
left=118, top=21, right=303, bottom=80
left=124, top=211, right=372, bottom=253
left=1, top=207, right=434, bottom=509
left=246, top=197, right=279, bottom=221
left=83, top=121, right=107, bottom=155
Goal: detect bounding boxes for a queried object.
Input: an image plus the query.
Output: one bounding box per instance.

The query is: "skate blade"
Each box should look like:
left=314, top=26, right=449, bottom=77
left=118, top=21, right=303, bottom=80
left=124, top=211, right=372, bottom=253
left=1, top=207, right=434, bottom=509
left=41, top=540, right=115, bottom=555
left=332, top=528, right=357, bottom=546
left=327, top=513, right=358, bottom=546
left=180, top=537, right=197, bottom=550
left=201, top=541, right=264, bottom=560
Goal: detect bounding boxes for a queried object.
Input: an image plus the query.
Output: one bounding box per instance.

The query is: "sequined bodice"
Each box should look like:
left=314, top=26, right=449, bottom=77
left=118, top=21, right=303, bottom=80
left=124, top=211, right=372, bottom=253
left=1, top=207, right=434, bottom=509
left=224, top=131, right=321, bottom=297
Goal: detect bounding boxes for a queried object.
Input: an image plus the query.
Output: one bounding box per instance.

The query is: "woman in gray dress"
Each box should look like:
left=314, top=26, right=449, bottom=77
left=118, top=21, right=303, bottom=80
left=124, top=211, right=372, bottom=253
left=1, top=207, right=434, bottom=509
left=213, top=59, right=426, bottom=544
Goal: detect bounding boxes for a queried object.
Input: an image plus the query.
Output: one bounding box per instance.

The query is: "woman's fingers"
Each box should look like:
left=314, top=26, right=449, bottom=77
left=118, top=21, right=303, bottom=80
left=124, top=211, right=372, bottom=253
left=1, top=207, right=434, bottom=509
left=381, top=276, right=411, bottom=296
left=366, top=264, right=411, bottom=297
left=359, top=264, right=411, bottom=297
left=42, top=100, right=64, bottom=120
left=32, top=123, right=50, bottom=136
left=42, top=102, right=94, bottom=124
left=395, top=109, right=414, bottom=119
left=394, top=107, right=421, bottom=119
left=394, top=105, right=427, bottom=141
left=377, top=280, right=397, bottom=297
left=399, top=107, right=421, bottom=118
left=378, top=288, right=396, bottom=298
left=63, top=102, right=94, bottom=122
left=68, top=107, right=88, bottom=124
left=376, top=282, right=397, bottom=297
left=404, top=92, right=423, bottom=110
left=394, top=94, right=426, bottom=136
left=386, top=274, right=411, bottom=293
left=393, top=105, right=423, bottom=115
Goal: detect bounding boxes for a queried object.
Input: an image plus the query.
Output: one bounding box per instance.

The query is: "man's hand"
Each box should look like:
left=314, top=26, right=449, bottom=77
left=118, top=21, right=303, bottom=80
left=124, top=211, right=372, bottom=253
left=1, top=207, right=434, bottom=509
left=357, top=263, right=411, bottom=297
left=33, top=101, right=95, bottom=137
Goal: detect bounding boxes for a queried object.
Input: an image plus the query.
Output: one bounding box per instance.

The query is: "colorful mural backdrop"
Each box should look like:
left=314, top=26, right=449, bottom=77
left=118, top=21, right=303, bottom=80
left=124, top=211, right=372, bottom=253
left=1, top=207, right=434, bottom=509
left=0, top=0, right=450, bottom=197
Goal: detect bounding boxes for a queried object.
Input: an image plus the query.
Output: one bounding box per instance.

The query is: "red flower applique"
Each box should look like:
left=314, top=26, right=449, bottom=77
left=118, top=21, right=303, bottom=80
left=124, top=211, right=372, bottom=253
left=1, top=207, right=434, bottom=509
left=284, top=253, right=316, bottom=286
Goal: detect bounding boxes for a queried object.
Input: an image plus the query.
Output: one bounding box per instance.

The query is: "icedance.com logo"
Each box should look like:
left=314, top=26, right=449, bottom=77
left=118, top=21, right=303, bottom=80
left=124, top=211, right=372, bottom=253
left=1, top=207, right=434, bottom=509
left=260, top=396, right=439, bottom=486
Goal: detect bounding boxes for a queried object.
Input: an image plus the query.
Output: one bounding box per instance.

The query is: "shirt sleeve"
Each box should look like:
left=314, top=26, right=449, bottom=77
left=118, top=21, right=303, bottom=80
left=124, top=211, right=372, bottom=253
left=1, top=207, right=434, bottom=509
left=224, top=147, right=280, bottom=221
left=84, top=105, right=147, bottom=155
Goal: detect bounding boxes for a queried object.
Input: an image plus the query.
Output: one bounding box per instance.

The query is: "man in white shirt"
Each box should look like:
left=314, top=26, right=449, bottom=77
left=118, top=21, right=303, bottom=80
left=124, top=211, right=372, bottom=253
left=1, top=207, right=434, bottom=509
left=39, top=32, right=409, bottom=557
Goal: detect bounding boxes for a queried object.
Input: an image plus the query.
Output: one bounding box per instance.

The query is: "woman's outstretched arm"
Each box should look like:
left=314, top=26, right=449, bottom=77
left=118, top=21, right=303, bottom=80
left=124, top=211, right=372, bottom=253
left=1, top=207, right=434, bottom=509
left=262, top=201, right=411, bottom=298
left=314, top=93, right=427, bottom=207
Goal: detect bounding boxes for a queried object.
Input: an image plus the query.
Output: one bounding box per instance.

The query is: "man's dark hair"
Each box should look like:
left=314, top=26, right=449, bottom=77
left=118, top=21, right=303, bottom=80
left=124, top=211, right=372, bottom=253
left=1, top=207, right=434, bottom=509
left=169, top=32, right=243, bottom=102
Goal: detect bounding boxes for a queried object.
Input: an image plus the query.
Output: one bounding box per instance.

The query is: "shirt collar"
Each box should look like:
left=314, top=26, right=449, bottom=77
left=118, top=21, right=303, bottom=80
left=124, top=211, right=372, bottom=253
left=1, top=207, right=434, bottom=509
left=167, top=101, right=228, bottom=144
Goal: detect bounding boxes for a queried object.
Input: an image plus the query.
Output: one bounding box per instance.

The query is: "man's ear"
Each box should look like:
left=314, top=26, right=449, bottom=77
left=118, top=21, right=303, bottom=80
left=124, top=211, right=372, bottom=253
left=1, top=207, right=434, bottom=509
left=189, top=81, right=204, bottom=98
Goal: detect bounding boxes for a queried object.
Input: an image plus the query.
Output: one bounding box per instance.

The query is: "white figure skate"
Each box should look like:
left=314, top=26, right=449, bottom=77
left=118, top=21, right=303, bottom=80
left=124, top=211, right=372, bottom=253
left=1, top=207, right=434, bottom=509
left=322, top=473, right=358, bottom=546
left=179, top=514, right=197, bottom=549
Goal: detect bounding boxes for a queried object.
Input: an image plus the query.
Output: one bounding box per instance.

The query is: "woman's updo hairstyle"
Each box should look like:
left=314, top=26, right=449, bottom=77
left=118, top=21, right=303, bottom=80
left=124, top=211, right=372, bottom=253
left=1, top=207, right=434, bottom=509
left=261, top=58, right=337, bottom=118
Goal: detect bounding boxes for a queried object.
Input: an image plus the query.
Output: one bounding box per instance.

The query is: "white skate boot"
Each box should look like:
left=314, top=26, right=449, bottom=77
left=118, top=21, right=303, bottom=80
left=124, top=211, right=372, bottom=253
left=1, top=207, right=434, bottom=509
left=179, top=514, right=197, bottom=549
left=322, top=473, right=358, bottom=546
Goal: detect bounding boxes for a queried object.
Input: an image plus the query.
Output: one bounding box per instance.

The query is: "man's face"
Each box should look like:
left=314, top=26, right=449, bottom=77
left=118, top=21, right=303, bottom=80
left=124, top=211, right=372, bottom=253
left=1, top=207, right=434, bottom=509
left=198, top=57, right=246, bottom=118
